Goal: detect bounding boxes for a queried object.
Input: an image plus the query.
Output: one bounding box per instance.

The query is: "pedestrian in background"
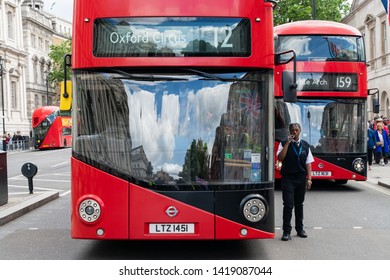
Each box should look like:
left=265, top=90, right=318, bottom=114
left=277, top=123, right=314, bottom=241
left=374, top=121, right=389, bottom=165
left=367, top=123, right=376, bottom=170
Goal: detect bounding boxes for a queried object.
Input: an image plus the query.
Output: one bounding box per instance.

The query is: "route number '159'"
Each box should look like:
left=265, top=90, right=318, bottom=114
left=336, top=76, right=352, bottom=88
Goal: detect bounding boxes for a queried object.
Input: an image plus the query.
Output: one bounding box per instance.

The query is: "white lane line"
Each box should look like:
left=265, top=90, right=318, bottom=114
left=7, top=185, right=59, bottom=191
left=359, top=181, right=390, bottom=196
left=8, top=175, right=25, bottom=180
left=60, top=190, right=71, bottom=197
left=22, top=178, right=70, bottom=183
left=33, top=150, right=64, bottom=156
left=275, top=226, right=365, bottom=230
left=51, top=161, right=69, bottom=168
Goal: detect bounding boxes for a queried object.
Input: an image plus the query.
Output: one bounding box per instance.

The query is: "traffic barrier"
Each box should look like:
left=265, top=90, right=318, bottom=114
left=3, top=138, right=34, bottom=152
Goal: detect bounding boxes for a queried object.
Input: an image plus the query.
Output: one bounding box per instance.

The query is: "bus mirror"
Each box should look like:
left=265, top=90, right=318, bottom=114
left=276, top=50, right=297, bottom=103
left=282, top=71, right=297, bottom=103
left=275, top=50, right=295, bottom=66
left=60, top=81, right=72, bottom=111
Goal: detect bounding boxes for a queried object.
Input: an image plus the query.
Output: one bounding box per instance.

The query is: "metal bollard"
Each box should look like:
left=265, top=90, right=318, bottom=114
left=21, top=163, right=38, bottom=194
left=0, top=151, right=7, bottom=206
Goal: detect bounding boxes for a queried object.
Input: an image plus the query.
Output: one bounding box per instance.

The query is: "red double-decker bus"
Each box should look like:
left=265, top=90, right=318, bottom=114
left=274, top=20, right=367, bottom=184
left=32, top=106, right=72, bottom=149
left=70, top=0, right=286, bottom=240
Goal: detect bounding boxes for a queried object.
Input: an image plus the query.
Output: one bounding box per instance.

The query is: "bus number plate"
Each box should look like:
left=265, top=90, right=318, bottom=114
left=149, top=223, right=195, bottom=234
left=312, top=171, right=332, bottom=177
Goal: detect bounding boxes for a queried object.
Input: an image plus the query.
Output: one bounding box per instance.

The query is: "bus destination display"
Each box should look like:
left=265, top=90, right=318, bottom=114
left=296, top=72, right=358, bottom=92
left=93, top=17, right=251, bottom=57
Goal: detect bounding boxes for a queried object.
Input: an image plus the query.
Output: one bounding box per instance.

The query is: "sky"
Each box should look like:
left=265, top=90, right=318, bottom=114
left=43, top=0, right=74, bottom=22
left=41, top=0, right=358, bottom=24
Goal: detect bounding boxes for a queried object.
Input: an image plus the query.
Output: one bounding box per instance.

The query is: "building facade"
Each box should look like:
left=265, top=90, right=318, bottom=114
left=0, top=0, right=71, bottom=137
left=343, top=0, right=390, bottom=119
left=0, top=0, right=29, bottom=136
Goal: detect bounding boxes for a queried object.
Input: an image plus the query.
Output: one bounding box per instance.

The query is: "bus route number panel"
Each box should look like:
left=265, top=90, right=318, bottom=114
left=93, top=17, right=251, bottom=57
left=149, top=223, right=195, bottom=234
left=296, top=72, right=357, bottom=92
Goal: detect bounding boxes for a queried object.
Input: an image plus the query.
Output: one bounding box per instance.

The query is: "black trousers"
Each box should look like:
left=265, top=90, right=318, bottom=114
left=367, top=148, right=374, bottom=166
left=281, top=174, right=307, bottom=233
left=375, top=147, right=388, bottom=164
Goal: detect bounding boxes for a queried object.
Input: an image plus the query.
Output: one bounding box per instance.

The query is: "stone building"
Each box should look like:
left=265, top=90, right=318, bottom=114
left=0, top=0, right=71, bottom=137
left=0, top=0, right=29, bottom=136
left=343, top=0, right=390, bottom=119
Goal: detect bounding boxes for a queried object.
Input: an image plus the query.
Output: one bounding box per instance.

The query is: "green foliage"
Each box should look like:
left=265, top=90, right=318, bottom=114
left=179, top=139, right=209, bottom=181
left=48, top=39, right=72, bottom=85
left=274, top=0, right=351, bottom=26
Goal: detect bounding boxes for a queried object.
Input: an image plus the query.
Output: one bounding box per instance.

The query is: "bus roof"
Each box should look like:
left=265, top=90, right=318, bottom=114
left=32, top=106, right=59, bottom=127
left=274, top=20, right=362, bottom=37
left=72, top=0, right=275, bottom=69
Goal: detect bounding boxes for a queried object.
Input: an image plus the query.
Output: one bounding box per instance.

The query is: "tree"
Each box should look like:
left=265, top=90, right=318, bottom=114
left=48, top=39, right=72, bottom=85
left=274, top=0, right=351, bottom=26
left=179, top=139, right=209, bottom=181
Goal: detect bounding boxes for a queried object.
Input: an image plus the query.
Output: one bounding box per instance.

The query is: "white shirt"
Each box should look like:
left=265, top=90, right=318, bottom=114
left=377, top=131, right=384, bottom=147
left=277, top=140, right=314, bottom=164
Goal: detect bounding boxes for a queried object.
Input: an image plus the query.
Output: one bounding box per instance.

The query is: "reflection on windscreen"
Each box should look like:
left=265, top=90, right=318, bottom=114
left=275, top=99, right=365, bottom=154
left=277, top=35, right=365, bottom=62
left=73, top=70, right=271, bottom=187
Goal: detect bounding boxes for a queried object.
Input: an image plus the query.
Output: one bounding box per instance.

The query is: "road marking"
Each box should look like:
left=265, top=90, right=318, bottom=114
left=275, top=226, right=366, bottom=230
left=8, top=175, right=25, bottom=180
left=21, top=178, right=70, bottom=183
left=359, top=181, right=390, bottom=196
left=51, top=161, right=69, bottom=168
left=33, top=150, right=66, bottom=156
left=7, top=185, right=59, bottom=191
left=60, top=190, right=71, bottom=197
left=9, top=192, right=34, bottom=195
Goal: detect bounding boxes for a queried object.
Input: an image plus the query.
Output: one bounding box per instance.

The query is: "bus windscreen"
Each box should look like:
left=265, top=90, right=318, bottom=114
left=93, top=17, right=251, bottom=57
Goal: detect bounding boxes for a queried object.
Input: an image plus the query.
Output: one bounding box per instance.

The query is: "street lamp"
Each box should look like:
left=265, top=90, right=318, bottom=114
left=44, top=70, right=49, bottom=106
left=0, top=56, right=6, bottom=151
left=312, top=0, right=317, bottom=19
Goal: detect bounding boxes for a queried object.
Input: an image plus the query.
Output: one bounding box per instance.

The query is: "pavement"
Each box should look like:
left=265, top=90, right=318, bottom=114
left=0, top=162, right=389, bottom=227
left=0, top=191, right=59, bottom=226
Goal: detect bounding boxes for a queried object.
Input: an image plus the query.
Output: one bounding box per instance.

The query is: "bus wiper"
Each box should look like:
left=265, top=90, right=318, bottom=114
left=183, top=68, right=259, bottom=82
left=110, top=69, right=188, bottom=81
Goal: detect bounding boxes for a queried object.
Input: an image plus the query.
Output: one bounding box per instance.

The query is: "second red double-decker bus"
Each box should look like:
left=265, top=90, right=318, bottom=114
left=70, top=0, right=283, bottom=240
left=274, top=20, right=367, bottom=184
left=32, top=106, right=72, bottom=149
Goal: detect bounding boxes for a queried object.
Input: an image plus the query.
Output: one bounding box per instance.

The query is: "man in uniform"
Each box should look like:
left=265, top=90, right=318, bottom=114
left=277, top=123, right=314, bottom=241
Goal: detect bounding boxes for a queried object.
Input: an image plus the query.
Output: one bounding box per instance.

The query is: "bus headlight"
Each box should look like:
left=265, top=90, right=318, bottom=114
left=79, top=198, right=101, bottom=223
left=275, top=160, right=282, bottom=170
left=241, top=194, right=267, bottom=223
left=352, top=158, right=365, bottom=172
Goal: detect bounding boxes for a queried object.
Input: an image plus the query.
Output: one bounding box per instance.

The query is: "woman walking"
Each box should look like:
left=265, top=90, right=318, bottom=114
left=374, top=122, right=390, bottom=165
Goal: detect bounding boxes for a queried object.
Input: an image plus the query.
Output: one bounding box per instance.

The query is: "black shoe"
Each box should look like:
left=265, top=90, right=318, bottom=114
left=297, top=230, right=307, bottom=238
left=281, top=232, right=291, bottom=241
